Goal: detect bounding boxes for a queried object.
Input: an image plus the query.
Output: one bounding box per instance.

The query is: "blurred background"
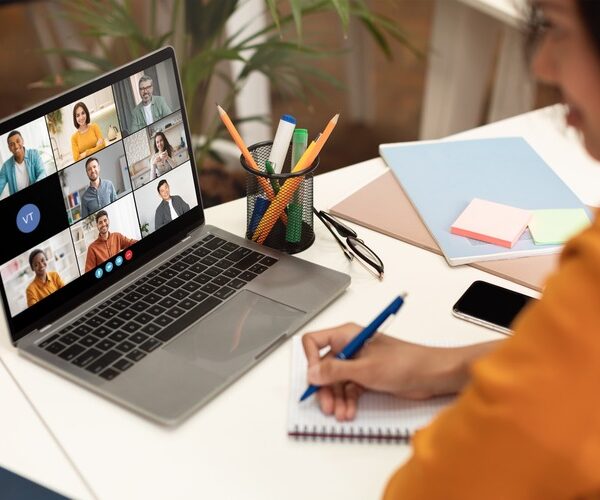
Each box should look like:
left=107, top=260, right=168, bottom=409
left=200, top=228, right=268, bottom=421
left=0, top=0, right=559, bottom=206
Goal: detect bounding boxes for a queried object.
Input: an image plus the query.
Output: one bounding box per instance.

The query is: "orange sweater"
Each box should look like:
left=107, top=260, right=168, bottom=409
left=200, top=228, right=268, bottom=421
left=71, top=123, right=105, bottom=162
left=26, top=271, right=65, bottom=307
left=84, top=232, right=137, bottom=272
left=384, top=214, right=600, bottom=499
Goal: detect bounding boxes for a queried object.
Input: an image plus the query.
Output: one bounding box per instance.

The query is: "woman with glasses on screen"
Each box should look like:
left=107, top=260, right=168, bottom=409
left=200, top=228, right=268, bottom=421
left=304, top=1, right=600, bottom=497
left=70, top=101, right=105, bottom=163
left=150, top=131, right=176, bottom=180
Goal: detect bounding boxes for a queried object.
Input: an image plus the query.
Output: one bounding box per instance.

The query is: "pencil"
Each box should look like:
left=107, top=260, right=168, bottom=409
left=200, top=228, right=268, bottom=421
left=217, top=105, right=276, bottom=201
left=217, top=105, right=287, bottom=225
left=253, top=114, right=339, bottom=243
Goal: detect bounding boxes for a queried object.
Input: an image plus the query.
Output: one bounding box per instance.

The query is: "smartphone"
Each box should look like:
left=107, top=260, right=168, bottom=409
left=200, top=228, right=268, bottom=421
left=452, top=280, right=537, bottom=335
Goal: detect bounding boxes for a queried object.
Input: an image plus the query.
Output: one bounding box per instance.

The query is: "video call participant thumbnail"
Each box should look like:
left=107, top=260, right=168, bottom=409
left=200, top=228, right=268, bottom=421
left=26, top=249, right=65, bottom=307
left=154, top=179, right=190, bottom=230
left=150, top=131, right=176, bottom=179
left=85, top=210, right=138, bottom=272
left=0, top=131, right=46, bottom=196
left=71, top=101, right=105, bottom=162
left=81, top=157, right=117, bottom=218
left=130, top=75, right=172, bottom=133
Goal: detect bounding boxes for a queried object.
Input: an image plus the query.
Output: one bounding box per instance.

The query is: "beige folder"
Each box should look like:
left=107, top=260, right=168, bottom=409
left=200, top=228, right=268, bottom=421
left=330, top=171, right=561, bottom=292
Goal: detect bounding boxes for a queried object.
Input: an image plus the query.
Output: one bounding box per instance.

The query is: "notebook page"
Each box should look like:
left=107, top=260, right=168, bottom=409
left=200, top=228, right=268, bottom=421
left=288, top=337, right=453, bottom=441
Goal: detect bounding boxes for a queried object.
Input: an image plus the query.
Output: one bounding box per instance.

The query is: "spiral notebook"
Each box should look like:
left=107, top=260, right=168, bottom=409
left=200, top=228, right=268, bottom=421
left=287, top=337, right=453, bottom=442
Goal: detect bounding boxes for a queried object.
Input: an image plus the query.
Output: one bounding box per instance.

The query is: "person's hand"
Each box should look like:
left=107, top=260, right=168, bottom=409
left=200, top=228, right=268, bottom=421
left=96, top=138, right=104, bottom=147
left=302, top=323, right=501, bottom=421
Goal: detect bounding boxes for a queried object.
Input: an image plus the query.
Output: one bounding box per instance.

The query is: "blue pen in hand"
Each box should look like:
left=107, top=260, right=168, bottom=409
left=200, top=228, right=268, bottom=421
left=299, top=294, right=407, bottom=402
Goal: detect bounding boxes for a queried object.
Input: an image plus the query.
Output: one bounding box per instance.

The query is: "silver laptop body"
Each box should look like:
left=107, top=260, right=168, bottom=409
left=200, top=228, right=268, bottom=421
left=0, top=47, right=349, bottom=425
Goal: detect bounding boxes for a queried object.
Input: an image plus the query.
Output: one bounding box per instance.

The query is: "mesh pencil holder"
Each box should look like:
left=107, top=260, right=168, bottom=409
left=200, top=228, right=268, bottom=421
left=241, top=141, right=318, bottom=254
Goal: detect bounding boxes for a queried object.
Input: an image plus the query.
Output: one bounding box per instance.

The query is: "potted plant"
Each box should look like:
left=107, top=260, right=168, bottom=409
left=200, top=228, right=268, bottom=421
left=39, top=0, right=417, bottom=204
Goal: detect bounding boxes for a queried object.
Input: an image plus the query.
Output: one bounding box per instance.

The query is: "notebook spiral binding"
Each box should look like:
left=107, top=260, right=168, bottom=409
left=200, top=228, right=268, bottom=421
left=288, top=425, right=411, bottom=443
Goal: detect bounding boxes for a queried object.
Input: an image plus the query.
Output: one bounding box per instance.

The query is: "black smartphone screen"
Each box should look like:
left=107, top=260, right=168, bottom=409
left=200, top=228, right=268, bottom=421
left=453, top=280, right=535, bottom=330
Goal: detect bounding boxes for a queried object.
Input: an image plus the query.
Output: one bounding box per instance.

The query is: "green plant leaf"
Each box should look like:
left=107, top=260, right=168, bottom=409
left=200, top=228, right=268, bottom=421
left=185, top=0, right=238, bottom=51
left=331, top=0, right=350, bottom=32
left=290, top=0, right=303, bottom=39
left=264, top=0, right=281, bottom=33
left=41, top=0, right=420, bottom=174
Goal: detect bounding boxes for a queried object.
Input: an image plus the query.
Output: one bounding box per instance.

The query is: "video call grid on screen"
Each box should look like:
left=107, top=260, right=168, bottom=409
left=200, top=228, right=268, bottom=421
left=0, top=52, right=202, bottom=328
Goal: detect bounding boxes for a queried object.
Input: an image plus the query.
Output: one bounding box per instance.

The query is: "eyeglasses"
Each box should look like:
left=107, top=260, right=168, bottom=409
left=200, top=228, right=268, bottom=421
left=313, top=208, right=384, bottom=280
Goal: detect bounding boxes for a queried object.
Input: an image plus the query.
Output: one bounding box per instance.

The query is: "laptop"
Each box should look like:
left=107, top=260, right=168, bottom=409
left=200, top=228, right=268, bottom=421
left=0, top=47, right=349, bottom=425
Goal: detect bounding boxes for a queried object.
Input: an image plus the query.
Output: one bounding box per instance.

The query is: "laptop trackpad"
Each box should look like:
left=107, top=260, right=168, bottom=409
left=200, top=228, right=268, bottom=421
left=165, top=290, right=305, bottom=375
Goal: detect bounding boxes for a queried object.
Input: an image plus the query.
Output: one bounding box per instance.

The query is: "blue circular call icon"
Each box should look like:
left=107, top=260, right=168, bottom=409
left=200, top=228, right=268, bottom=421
left=105, top=262, right=114, bottom=273
left=115, top=256, right=123, bottom=266
left=95, top=268, right=103, bottom=279
left=16, top=203, right=41, bottom=233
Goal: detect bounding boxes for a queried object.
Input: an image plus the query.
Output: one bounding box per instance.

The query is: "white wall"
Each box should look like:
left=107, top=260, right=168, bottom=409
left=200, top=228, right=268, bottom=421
left=133, top=161, right=198, bottom=235
left=148, top=110, right=182, bottom=138
left=155, top=58, right=179, bottom=112
left=123, top=128, right=151, bottom=165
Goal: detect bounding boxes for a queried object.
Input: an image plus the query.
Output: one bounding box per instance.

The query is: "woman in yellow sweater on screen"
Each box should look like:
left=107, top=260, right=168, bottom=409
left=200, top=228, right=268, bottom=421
left=25, top=249, right=65, bottom=307
left=303, top=0, right=600, bottom=498
left=70, top=101, right=105, bottom=162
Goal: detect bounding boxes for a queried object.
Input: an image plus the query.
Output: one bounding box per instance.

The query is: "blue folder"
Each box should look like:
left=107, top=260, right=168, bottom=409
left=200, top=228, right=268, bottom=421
left=379, top=137, right=591, bottom=266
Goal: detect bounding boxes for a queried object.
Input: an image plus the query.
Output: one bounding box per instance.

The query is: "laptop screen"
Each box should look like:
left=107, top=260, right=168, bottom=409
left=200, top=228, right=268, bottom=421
left=0, top=48, right=204, bottom=343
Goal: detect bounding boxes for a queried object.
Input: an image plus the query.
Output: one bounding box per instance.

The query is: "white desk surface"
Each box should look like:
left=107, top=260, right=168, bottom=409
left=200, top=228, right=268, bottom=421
left=1, top=105, right=599, bottom=499
left=0, top=357, right=91, bottom=499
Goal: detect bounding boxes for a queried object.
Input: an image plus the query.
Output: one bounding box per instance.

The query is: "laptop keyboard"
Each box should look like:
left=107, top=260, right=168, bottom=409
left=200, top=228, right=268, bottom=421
left=37, top=234, right=278, bottom=381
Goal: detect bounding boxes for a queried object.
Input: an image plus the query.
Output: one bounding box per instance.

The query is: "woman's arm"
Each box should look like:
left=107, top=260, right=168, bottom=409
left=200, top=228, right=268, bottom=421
left=26, top=284, right=38, bottom=307
left=83, top=124, right=105, bottom=156
left=302, top=325, right=502, bottom=421
left=71, top=133, right=81, bottom=162
left=150, top=157, right=157, bottom=179
left=165, top=155, right=176, bottom=170
left=384, top=223, right=600, bottom=499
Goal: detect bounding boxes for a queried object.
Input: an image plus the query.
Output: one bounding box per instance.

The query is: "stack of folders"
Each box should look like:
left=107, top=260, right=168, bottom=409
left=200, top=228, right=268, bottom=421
left=378, top=137, right=592, bottom=266
left=287, top=337, right=452, bottom=442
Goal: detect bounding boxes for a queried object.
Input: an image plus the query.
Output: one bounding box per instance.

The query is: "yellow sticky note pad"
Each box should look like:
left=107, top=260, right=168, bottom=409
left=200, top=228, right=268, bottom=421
left=529, top=209, right=591, bottom=245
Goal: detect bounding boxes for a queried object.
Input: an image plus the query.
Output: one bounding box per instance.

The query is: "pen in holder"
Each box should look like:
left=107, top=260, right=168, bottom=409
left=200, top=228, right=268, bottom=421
left=241, top=141, right=317, bottom=254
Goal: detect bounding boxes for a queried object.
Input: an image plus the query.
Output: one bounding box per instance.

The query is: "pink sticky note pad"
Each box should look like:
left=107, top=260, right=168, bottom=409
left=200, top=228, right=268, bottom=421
left=450, top=198, right=532, bottom=248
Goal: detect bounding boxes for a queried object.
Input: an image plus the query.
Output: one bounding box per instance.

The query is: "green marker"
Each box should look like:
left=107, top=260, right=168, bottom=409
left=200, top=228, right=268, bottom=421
left=286, top=203, right=303, bottom=243
left=286, top=129, right=308, bottom=244
left=291, top=128, right=308, bottom=170
left=265, top=160, right=280, bottom=194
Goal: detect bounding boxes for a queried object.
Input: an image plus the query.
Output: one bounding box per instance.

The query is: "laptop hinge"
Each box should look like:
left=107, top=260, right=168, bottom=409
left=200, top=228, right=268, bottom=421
left=39, top=323, right=53, bottom=334
left=185, top=225, right=206, bottom=242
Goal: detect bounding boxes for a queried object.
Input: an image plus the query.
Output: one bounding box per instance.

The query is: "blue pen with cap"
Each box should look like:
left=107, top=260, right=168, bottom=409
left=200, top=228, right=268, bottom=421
left=299, top=294, right=407, bottom=402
